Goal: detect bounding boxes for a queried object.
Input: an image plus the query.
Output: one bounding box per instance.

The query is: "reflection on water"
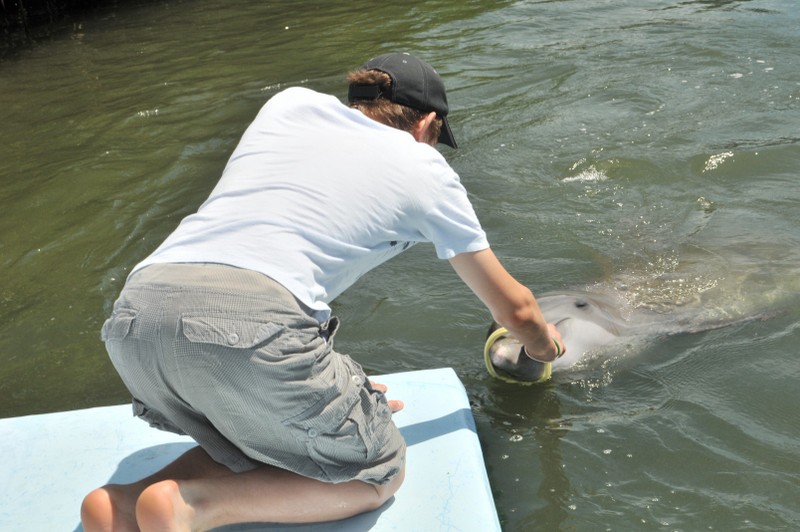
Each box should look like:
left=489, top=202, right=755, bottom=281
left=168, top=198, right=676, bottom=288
left=2, top=0, right=799, bottom=529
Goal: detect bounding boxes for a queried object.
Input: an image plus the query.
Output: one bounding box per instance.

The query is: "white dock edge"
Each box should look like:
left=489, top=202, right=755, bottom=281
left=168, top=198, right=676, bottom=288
left=0, top=367, right=500, bottom=531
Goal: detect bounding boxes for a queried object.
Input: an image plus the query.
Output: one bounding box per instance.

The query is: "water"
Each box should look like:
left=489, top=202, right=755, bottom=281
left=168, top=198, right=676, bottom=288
left=2, top=0, right=799, bottom=529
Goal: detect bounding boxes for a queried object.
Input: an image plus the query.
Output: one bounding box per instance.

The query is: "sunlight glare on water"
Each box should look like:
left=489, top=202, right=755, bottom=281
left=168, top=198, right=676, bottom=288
left=1, top=0, right=799, bottom=529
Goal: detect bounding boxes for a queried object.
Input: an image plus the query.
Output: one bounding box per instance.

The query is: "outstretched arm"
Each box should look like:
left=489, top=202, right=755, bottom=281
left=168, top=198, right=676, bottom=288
left=449, top=248, right=564, bottom=362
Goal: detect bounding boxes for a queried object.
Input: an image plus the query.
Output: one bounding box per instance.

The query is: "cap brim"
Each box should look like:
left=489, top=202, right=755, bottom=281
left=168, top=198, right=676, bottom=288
left=438, top=116, right=458, bottom=149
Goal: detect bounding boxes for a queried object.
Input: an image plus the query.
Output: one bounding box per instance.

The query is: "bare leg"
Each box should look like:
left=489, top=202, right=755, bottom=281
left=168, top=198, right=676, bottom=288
left=82, top=448, right=404, bottom=532
left=136, top=463, right=405, bottom=531
left=83, top=384, right=404, bottom=531
left=81, top=446, right=230, bottom=532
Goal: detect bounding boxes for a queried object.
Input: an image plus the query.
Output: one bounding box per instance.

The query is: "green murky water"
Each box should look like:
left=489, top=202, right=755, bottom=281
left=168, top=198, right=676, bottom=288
left=2, top=1, right=799, bottom=529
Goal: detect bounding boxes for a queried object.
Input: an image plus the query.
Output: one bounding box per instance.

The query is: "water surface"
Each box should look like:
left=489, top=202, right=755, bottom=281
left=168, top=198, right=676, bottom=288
left=2, top=1, right=799, bottom=529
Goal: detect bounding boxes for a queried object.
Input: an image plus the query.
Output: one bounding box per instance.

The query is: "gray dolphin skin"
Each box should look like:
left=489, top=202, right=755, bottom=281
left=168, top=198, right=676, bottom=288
left=486, top=290, right=632, bottom=382
left=486, top=286, right=775, bottom=382
left=535, top=290, right=631, bottom=369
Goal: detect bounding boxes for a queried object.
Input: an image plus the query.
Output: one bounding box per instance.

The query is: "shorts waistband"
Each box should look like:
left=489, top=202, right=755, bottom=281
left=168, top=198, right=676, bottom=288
left=127, top=263, right=312, bottom=315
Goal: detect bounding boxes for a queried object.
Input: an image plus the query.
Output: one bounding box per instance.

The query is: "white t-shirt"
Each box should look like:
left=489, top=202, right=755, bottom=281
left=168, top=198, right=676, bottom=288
left=133, top=87, right=489, bottom=320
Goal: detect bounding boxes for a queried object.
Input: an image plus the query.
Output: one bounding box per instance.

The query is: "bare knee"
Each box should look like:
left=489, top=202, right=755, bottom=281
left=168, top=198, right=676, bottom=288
left=369, top=465, right=406, bottom=510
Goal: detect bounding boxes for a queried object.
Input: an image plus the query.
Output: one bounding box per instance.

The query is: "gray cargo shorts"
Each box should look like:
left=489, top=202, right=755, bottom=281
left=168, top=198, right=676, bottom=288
left=101, top=262, right=405, bottom=485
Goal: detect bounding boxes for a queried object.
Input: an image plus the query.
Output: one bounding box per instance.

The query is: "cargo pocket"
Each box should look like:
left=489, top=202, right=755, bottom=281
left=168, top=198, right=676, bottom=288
left=180, top=316, right=284, bottom=349
left=102, top=308, right=143, bottom=373
left=100, top=308, right=137, bottom=342
left=178, top=315, right=286, bottom=373
left=281, top=354, right=388, bottom=482
left=131, top=397, right=187, bottom=435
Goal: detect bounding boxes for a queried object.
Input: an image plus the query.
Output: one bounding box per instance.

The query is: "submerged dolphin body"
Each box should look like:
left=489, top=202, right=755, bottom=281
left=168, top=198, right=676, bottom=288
left=485, top=286, right=773, bottom=382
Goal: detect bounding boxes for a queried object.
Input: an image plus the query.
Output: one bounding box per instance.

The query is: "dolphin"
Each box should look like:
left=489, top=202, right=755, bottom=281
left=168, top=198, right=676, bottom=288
left=484, top=286, right=776, bottom=384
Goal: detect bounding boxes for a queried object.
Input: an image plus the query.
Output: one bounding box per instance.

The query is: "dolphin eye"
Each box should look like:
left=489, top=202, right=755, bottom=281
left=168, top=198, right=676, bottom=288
left=575, top=299, right=589, bottom=309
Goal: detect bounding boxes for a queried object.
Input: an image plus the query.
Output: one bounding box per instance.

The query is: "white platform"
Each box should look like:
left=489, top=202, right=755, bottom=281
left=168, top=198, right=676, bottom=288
left=0, top=367, right=499, bottom=531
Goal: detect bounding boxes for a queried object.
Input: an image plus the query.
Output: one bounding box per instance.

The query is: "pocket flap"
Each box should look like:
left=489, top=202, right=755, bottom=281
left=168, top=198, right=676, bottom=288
left=100, top=309, right=137, bottom=341
left=181, top=316, right=284, bottom=348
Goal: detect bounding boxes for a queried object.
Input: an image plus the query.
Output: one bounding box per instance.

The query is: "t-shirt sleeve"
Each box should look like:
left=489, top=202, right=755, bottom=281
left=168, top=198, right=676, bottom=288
left=416, top=163, right=490, bottom=260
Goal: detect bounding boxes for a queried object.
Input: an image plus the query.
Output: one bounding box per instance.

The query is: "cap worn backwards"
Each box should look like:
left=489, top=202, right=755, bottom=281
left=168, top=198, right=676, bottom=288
left=348, top=52, right=457, bottom=148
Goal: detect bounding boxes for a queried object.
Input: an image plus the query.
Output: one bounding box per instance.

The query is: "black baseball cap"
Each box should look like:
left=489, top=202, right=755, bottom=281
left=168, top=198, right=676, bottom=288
left=349, top=52, right=458, bottom=148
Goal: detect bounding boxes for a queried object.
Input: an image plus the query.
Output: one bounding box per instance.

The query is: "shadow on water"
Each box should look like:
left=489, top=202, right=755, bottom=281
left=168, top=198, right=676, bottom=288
left=1, top=0, right=113, bottom=52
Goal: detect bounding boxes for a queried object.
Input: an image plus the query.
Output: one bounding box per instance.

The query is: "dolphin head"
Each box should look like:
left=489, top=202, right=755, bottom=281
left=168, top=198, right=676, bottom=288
left=486, top=290, right=631, bottom=379
left=536, top=291, right=629, bottom=368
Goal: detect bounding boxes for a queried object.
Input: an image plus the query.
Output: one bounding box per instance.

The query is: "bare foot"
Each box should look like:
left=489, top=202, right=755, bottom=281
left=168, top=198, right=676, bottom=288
left=81, top=484, right=139, bottom=532
left=135, top=479, right=198, bottom=532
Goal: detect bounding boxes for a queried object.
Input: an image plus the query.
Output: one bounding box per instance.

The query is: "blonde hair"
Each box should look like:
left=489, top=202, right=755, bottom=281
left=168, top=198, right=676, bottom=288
left=347, top=69, right=442, bottom=143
